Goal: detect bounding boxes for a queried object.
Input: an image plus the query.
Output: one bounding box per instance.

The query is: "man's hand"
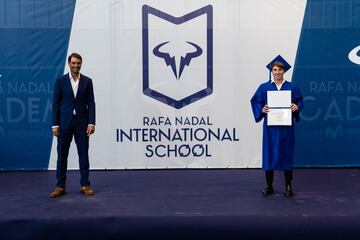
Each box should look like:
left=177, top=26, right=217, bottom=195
left=290, top=103, right=299, bottom=112
left=262, top=105, right=269, bottom=113
left=87, top=125, right=95, bottom=137
left=52, top=127, right=60, bottom=137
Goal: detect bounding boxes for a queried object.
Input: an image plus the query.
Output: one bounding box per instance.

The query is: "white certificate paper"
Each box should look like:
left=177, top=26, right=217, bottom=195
left=267, top=90, right=292, bottom=126
left=267, top=90, right=291, bottom=108
left=267, top=109, right=292, bottom=126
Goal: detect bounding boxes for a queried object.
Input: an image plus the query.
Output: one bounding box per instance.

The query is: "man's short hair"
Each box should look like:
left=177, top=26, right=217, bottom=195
left=68, top=53, right=82, bottom=63
left=271, top=61, right=285, bottom=71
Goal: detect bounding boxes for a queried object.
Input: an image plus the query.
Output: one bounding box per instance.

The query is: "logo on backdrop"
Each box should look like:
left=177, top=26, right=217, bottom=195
left=300, top=45, right=360, bottom=140
left=142, top=5, right=213, bottom=109
left=116, top=5, right=239, bottom=161
left=153, top=41, right=203, bottom=80
left=348, top=45, right=360, bottom=65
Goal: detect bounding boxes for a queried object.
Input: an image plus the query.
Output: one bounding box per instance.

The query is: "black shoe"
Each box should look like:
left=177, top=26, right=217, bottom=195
left=284, top=185, right=293, bottom=197
left=262, top=187, right=274, bottom=196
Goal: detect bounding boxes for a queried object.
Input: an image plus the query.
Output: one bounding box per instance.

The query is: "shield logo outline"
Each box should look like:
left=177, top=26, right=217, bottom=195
left=142, top=4, right=213, bottom=109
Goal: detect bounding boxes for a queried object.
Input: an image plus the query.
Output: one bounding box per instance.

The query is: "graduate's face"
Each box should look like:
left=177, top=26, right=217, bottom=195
left=68, top=57, right=82, bottom=75
left=272, top=66, right=284, bottom=81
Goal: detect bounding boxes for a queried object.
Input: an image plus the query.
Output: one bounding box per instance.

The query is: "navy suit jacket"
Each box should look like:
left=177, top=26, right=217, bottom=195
left=52, top=73, right=96, bottom=129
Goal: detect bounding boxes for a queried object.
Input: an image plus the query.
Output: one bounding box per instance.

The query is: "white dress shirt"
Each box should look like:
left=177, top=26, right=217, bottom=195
left=69, top=73, right=80, bottom=114
left=271, top=78, right=285, bottom=90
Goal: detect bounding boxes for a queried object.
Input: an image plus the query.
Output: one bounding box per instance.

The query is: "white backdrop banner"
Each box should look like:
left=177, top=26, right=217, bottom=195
left=49, top=0, right=307, bottom=169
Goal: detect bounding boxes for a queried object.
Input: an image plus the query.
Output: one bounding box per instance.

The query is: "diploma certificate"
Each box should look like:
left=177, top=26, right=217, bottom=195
left=267, top=90, right=291, bottom=107
left=267, top=109, right=292, bottom=126
left=267, top=90, right=292, bottom=126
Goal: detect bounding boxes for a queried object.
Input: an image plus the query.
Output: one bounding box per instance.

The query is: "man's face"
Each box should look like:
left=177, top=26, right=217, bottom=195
left=272, top=66, right=284, bottom=81
left=68, top=57, right=82, bottom=75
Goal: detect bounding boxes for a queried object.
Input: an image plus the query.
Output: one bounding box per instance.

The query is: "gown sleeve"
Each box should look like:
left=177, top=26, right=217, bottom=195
left=292, top=85, right=304, bottom=122
left=250, top=85, right=266, bottom=123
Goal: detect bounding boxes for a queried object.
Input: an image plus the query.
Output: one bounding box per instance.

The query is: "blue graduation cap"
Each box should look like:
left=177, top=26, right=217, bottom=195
left=266, top=55, right=291, bottom=81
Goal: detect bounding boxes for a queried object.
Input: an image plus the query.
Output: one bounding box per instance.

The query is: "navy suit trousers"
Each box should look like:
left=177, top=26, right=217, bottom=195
left=56, top=115, right=90, bottom=188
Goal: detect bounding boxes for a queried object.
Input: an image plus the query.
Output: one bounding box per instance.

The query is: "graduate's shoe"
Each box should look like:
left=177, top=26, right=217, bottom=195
left=262, top=187, right=274, bottom=196
left=80, top=186, right=95, bottom=196
left=49, top=187, right=66, bottom=198
left=284, top=185, right=293, bottom=197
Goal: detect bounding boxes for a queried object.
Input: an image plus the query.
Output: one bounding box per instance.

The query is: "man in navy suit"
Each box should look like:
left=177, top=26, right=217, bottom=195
left=50, top=53, right=96, bottom=198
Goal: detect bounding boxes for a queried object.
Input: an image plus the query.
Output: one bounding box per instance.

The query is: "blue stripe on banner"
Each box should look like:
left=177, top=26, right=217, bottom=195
left=293, top=0, right=360, bottom=167
left=0, top=0, right=76, bottom=170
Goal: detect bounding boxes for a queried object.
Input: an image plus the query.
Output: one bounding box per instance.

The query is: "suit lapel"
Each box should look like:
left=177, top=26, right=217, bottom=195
left=64, top=74, right=75, bottom=100
left=76, top=76, right=85, bottom=100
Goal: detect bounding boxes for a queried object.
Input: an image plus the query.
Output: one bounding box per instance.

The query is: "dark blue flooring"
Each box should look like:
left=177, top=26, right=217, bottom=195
left=0, top=169, right=359, bottom=239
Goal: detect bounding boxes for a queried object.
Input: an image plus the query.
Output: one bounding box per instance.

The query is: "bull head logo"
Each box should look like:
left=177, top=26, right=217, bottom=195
left=153, top=41, right=203, bottom=79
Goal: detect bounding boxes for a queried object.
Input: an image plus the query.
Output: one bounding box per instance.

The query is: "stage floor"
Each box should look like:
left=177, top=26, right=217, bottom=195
left=0, top=169, right=359, bottom=239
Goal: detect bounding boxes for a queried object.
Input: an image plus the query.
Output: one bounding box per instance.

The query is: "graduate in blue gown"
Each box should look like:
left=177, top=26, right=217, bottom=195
left=251, top=59, right=304, bottom=197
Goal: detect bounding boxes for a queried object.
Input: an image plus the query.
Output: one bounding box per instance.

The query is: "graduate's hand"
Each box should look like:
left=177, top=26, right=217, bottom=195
left=87, top=125, right=95, bottom=136
left=262, top=105, right=269, bottom=114
left=291, top=103, right=299, bottom=112
left=52, top=127, right=59, bottom=137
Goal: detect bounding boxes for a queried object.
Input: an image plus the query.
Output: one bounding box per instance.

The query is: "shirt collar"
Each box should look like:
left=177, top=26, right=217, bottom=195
left=271, top=78, right=285, bottom=90
left=69, top=72, right=81, bottom=82
left=271, top=78, right=285, bottom=85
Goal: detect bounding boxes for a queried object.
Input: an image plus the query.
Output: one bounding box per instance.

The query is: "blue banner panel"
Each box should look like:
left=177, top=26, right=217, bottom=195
left=0, top=0, right=76, bottom=170
left=293, top=0, right=360, bottom=167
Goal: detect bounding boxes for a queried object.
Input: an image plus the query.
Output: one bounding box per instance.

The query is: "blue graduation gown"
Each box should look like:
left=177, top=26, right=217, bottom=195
left=250, top=81, right=304, bottom=170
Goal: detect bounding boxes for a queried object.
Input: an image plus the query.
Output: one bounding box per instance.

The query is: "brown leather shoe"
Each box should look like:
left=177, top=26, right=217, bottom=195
left=49, top=187, right=66, bottom=198
left=80, top=186, right=94, bottom=196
